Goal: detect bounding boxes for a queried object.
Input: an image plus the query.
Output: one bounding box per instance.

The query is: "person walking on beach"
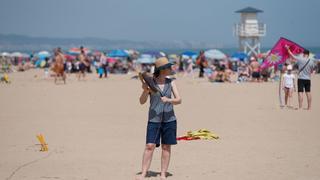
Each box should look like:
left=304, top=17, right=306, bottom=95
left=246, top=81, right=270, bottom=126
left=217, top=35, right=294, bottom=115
left=196, top=50, right=207, bottom=78
left=137, top=57, right=182, bottom=180
left=52, top=47, right=66, bottom=84
left=287, top=48, right=317, bottom=110
left=281, top=65, right=296, bottom=108
left=77, top=49, right=89, bottom=81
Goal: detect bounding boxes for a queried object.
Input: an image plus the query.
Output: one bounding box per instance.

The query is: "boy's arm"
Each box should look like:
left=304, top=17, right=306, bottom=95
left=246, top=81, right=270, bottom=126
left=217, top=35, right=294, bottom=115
left=286, top=46, right=298, bottom=63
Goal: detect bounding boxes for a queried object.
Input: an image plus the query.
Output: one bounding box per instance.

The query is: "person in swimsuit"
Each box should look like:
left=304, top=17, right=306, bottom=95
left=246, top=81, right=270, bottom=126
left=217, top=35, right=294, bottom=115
left=52, top=48, right=66, bottom=84
left=137, top=57, right=182, bottom=180
left=249, top=57, right=261, bottom=82
left=77, top=50, right=88, bottom=81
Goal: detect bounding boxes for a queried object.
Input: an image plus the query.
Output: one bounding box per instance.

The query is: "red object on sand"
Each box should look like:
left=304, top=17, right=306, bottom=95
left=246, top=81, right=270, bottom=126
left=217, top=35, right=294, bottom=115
left=177, top=136, right=200, bottom=141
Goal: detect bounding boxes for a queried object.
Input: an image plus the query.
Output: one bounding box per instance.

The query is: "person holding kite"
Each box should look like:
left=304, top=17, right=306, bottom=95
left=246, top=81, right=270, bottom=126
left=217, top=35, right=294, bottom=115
left=287, top=47, right=317, bottom=110
left=137, top=57, right=182, bottom=180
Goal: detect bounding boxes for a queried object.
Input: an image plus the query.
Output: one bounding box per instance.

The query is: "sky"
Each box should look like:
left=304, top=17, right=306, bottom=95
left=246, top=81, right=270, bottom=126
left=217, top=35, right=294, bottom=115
left=0, top=0, right=319, bottom=47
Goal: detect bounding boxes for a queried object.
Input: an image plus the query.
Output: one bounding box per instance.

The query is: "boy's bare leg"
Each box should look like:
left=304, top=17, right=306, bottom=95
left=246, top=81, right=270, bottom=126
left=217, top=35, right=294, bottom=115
left=306, top=92, right=312, bottom=110
left=136, top=144, right=156, bottom=180
left=298, top=92, right=303, bottom=109
left=160, top=144, right=171, bottom=179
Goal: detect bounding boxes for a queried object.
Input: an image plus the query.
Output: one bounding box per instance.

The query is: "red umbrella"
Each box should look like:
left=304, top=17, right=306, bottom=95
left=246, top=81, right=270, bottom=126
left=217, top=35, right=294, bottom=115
left=107, top=57, right=117, bottom=63
left=68, top=47, right=91, bottom=55
left=65, top=54, right=76, bottom=61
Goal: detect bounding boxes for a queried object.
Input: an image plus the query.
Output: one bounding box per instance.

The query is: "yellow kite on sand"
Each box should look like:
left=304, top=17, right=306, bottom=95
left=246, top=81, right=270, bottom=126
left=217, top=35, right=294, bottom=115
left=177, top=129, right=219, bottom=141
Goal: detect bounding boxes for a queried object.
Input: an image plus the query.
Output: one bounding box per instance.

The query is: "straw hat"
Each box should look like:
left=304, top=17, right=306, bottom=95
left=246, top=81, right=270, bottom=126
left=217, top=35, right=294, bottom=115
left=155, top=57, right=172, bottom=70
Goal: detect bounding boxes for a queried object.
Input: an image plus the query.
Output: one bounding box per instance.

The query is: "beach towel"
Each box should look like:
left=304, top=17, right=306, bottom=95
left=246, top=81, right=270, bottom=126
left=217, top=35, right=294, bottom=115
left=261, top=37, right=304, bottom=69
left=177, top=129, right=219, bottom=141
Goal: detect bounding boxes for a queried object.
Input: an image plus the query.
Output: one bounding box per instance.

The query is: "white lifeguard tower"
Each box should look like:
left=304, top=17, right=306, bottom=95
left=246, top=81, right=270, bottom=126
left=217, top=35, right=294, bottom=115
left=234, top=7, right=266, bottom=56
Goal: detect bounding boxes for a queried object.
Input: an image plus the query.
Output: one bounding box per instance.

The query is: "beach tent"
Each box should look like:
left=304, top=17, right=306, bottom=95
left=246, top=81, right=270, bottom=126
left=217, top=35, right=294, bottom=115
left=136, top=54, right=156, bottom=64
left=231, top=52, right=248, bottom=61
left=108, top=50, right=129, bottom=58
left=204, top=49, right=227, bottom=60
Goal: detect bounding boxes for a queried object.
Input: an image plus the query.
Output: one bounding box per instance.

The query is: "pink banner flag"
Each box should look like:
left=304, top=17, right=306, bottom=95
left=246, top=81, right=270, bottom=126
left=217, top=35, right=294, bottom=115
left=261, top=37, right=304, bottom=69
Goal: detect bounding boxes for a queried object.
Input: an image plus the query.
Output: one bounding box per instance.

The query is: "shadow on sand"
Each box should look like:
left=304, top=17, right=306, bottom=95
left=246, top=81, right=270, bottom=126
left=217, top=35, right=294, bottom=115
left=136, top=171, right=173, bottom=178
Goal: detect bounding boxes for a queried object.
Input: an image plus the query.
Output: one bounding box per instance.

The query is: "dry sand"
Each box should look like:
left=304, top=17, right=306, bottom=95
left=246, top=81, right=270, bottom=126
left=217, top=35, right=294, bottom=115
left=0, top=69, right=319, bottom=180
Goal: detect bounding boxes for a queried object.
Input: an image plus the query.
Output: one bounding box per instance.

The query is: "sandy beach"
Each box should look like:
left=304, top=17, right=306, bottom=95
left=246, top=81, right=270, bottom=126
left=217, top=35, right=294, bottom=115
left=0, top=70, right=319, bottom=180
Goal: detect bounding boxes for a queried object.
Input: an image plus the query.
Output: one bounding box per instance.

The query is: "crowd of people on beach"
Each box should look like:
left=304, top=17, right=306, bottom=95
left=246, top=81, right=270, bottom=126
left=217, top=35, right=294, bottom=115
left=1, top=46, right=319, bottom=85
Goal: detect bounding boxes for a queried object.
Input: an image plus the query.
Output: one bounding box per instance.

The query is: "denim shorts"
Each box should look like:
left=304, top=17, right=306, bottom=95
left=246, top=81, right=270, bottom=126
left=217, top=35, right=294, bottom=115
left=146, top=121, right=177, bottom=147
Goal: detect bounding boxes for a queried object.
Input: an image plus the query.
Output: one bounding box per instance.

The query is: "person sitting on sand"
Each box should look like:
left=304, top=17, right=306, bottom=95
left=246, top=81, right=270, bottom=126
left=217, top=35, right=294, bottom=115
left=281, top=65, right=296, bottom=108
left=136, top=57, right=182, bottom=180
left=52, top=48, right=66, bottom=84
left=237, top=62, right=250, bottom=82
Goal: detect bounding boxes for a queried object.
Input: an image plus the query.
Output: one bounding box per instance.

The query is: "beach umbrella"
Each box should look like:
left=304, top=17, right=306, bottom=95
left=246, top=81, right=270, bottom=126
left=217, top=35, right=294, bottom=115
left=136, top=54, right=156, bottom=64
left=10, top=52, right=23, bottom=57
left=68, top=47, right=91, bottom=55
left=107, top=57, right=117, bottom=63
left=65, top=54, right=76, bottom=61
left=1, top=52, right=10, bottom=57
left=204, top=49, right=227, bottom=60
left=37, top=51, right=51, bottom=60
left=144, top=51, right=166, bottom=58
left=181, top=51, right=197, bottom=57
left=315, top=53, right=320, bottom=59
left=231, top=52, right=248, bottom=61
left=108, top=49, right=129, bottom=58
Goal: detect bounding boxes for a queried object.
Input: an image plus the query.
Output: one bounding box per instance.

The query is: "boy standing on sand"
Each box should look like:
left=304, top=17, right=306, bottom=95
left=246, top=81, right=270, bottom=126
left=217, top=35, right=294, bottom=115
left=136, top=57, right=182, bottom=180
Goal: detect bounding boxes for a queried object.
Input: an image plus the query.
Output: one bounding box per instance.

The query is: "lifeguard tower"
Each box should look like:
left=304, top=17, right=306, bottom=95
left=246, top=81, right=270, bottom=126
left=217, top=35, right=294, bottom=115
left=234, top=7, right=266, bottom=56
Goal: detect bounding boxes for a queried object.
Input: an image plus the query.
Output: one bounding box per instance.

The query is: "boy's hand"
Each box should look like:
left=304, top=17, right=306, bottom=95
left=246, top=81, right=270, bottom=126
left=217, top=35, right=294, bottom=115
left=285, top=45, right=290, bottom=50
left=161, top=96, right=171, bottom=103
left=142, top=83, right=150, bottom=92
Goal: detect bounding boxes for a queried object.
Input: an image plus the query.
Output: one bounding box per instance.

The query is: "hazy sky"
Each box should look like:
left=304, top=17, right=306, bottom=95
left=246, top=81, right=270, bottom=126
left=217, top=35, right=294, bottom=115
left=0, top=0, right=319, bottom=46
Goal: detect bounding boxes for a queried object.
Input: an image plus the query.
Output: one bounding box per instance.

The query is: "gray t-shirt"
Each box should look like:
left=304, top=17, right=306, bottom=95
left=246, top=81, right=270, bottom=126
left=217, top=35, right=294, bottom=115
left=293, top=54, right=316, bottom=80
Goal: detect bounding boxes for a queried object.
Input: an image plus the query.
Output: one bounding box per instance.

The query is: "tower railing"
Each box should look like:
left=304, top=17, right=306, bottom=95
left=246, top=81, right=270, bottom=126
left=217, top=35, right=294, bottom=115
left=234, top=23, right=266, bottom=37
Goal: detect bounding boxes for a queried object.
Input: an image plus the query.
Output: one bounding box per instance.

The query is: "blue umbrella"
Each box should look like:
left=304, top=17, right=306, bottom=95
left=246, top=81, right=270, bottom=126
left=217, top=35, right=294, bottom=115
left=108, top=50, right=129, bottom=57
left=37, top=51, right=51, bottom=60
left=231, top=52, right=248, bottom=61
left=181, top=51, right=197, bottom=57
left=143, top=51, right=165, bottom=58
left=315, top=53, right=320, bottom=59
left=137, top=54, right=156, bottom=64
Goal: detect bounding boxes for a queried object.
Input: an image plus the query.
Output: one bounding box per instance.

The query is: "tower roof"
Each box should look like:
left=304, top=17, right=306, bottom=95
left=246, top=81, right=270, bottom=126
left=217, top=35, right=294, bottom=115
left=235, top=7, right=263, bottom=13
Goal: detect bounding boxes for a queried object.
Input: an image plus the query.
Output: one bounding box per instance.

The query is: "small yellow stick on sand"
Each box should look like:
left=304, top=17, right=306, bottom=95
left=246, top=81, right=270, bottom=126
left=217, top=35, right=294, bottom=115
left=36, top=134, right=48, bottom=151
